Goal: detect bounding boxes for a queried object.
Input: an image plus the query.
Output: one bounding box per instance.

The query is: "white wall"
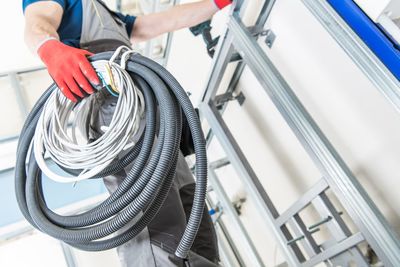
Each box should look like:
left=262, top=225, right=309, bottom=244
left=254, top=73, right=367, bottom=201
left=167, top=0, right=400, bottom=266
left=0, top=2, right=41, bottom=73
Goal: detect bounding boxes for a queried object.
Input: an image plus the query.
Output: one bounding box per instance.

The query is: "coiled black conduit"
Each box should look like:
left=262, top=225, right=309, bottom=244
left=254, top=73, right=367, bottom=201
left=14, top=52, right=207, bottom=259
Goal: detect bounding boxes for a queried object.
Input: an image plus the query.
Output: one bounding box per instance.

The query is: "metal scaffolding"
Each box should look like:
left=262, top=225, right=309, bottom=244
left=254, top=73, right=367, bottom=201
left=199, top=1, right=400, bottom=266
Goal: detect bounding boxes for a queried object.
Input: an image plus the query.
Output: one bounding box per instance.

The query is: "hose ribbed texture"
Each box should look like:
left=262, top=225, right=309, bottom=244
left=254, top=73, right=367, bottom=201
left=14, top=52, right=207, bottom=258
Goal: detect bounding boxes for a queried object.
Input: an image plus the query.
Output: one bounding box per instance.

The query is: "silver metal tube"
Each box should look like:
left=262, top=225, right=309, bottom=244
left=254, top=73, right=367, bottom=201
left=9, top=73, right=29, bottom=118
left=200, top=31, right=235, bottom=104
left=207, top=195, right=245, bottom=267
left=60, top=242, right=78, bottom=267
left=208, top=168, right=265, bottom=267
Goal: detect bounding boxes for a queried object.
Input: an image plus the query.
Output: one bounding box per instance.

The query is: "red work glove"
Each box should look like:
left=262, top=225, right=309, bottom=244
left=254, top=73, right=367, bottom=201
left=213, top=0, right=232, bottom=9
left=37, top=39, right=100, bottom=102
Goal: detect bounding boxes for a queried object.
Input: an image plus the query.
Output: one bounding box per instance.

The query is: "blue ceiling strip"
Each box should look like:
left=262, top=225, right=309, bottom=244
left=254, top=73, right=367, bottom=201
left=327, top=0, right=400, bottom=81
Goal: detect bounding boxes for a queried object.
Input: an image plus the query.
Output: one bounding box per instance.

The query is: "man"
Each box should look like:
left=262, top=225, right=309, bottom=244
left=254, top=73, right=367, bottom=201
left=23, top=0, right=231, bottom=266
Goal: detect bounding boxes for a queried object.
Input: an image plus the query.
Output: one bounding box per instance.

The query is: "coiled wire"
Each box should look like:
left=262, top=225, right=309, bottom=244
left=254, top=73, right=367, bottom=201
left=34, top=48, right=145, bottom=183
left=14, top=48, right=207, bottom=259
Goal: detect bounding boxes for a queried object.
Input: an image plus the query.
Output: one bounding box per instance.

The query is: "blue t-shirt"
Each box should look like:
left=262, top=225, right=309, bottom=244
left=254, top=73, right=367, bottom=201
left=22, top=0, right=136, bottom=48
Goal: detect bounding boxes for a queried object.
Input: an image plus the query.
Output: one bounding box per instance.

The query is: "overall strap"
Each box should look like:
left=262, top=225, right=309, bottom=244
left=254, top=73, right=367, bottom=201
left=80, top=0, right=132, bottom=52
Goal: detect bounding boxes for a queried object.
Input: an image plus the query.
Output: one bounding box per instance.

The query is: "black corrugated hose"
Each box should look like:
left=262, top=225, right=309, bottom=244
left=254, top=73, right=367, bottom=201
left=14, top=52, right=207, bottom=259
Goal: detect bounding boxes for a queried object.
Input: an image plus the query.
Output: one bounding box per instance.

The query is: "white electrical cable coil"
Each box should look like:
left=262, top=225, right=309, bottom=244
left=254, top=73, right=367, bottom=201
left=33, top=48, right=145, bottom=183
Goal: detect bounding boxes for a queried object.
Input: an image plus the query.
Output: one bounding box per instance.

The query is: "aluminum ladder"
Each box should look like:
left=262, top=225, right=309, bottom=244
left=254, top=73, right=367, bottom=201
left=198, top=1, right=400, bottom=266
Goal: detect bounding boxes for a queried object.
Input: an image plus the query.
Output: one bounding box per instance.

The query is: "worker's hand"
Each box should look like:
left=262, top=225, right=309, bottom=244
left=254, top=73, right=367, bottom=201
left=213, top=0, right=232, bottom=9
left=37, top=39, right=100, bottom=102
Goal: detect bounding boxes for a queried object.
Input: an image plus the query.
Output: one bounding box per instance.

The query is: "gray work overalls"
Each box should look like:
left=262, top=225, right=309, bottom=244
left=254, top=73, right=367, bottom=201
left=78, top=0, right=219, bottom=266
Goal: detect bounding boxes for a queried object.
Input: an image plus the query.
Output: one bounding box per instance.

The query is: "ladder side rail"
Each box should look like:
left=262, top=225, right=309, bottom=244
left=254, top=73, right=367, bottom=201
left=208, top=168, right=266, bottom=267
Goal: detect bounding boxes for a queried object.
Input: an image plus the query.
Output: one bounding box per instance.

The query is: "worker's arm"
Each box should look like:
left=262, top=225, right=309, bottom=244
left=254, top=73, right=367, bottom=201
left=24, top=2, right=99, bottom=102
left=131, top=0, right=231, bottom=43
left=24, top=1, right=62, bottom=52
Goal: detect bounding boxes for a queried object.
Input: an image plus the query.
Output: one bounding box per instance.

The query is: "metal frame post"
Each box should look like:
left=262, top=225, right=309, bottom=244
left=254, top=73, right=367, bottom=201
left=9, top=73, right=29, bottom=119
left=209, top=166, right=265, bottom=267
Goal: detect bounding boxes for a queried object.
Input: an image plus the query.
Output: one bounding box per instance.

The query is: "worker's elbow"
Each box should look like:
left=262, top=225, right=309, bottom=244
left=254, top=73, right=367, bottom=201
left=130, top=31, right=152, bottom=44
left=131, top=25, right=161, bottom=43
left=131, top=15, right=174, bottom=43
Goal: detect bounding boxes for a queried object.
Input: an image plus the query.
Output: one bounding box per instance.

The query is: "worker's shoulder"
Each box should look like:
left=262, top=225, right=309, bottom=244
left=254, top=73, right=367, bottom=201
left=23, top=0, right=67, bottom=11
left=23, top=0, right=85, bottom=12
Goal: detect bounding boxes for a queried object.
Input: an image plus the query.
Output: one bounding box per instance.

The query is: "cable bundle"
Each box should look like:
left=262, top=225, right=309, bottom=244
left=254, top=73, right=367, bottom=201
left=34, top=48, right=145, bottom=182
left=15, top=47, right=207, bottom=258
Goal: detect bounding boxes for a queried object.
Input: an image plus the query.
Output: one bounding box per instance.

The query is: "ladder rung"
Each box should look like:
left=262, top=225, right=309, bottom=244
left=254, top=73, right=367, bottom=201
left=276, top=179, right=329, bottom=226
left=209, top=158, right=231, bottom=170
left=302, top=232, right=365, bottom=267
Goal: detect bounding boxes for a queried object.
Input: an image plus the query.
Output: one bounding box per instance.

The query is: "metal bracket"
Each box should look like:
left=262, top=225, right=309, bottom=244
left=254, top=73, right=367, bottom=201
left=248, top=26, right=276, bottom=48
left=249, top=25, right=268, bottom=37
left=215, top=91, right=246, bottom=109
left=210, top=203, right=224, bottom=223
left=263, top=29, right=276, bottom=48
left=232, top=197, right=247, bottom=216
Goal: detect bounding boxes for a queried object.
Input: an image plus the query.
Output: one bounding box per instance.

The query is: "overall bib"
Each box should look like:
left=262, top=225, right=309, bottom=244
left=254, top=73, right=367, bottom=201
left=78, top=0, right=219, bottom=266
